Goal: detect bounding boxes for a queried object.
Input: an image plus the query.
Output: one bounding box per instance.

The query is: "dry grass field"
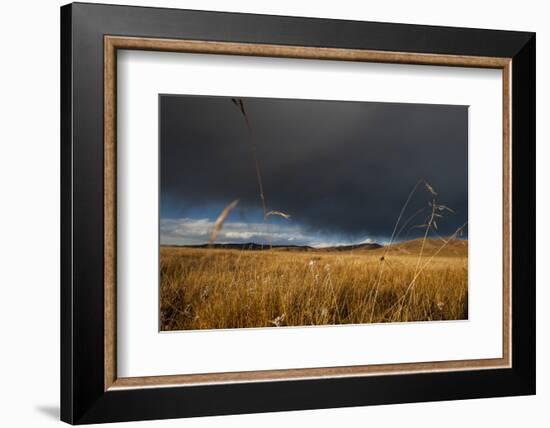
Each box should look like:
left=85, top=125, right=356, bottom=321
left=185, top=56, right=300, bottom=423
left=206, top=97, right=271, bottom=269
left=160, top=239, right=468, bottom=331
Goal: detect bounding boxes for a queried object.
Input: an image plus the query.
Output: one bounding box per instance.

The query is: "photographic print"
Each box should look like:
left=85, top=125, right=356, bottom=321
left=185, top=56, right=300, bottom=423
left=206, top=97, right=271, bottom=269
left=160, top=95, right=468, bottom=331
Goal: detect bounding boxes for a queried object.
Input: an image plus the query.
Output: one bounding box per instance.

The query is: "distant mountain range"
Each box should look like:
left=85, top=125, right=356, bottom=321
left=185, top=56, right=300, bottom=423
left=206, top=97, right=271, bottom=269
left=164, top=238, right=467, bottom=256
left=170, top=242, right=381, bottom=252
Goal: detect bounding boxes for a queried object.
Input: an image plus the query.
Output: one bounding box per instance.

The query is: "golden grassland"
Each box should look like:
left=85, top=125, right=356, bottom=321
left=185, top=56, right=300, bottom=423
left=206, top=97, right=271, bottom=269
left=160, top=239, right=468, bottom=331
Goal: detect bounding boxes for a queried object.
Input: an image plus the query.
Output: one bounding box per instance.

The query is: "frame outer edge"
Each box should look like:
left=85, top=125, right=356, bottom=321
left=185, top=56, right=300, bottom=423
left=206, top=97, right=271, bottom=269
left=60, top=3, right=75, bottom=424
left=63, top=3, right=536, bottom=423
left=510, top=33, right=536, bottom=392
left=73, top=2, right=533, bottom=58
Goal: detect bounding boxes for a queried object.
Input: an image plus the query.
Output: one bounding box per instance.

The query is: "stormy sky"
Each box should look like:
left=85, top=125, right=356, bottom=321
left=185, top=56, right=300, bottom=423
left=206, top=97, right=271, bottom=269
left=160, top=94, right=468, bottom=247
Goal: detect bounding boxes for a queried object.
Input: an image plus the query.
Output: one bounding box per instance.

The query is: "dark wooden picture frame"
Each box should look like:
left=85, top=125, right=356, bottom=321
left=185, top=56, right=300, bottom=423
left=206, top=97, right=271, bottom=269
left=61, top=2, right=535, bottom=424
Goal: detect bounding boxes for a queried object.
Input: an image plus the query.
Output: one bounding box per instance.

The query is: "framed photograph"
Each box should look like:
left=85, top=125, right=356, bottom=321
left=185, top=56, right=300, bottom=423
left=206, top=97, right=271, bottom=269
left=61, top=2, right=535, bottom=424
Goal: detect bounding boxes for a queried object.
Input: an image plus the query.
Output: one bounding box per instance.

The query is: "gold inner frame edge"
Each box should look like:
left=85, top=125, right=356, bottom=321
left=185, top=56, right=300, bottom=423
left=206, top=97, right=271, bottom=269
left=104, top=35, right=512, bottom=391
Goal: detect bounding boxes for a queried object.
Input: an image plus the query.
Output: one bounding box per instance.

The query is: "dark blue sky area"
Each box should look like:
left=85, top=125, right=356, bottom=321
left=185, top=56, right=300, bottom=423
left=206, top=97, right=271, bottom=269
left=160, top=95, right=468, bottom=247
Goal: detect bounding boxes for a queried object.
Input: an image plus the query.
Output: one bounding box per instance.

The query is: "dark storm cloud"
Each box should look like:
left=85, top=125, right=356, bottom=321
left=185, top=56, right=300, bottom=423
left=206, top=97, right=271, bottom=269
left=160, top=94, right=468, bottom=241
